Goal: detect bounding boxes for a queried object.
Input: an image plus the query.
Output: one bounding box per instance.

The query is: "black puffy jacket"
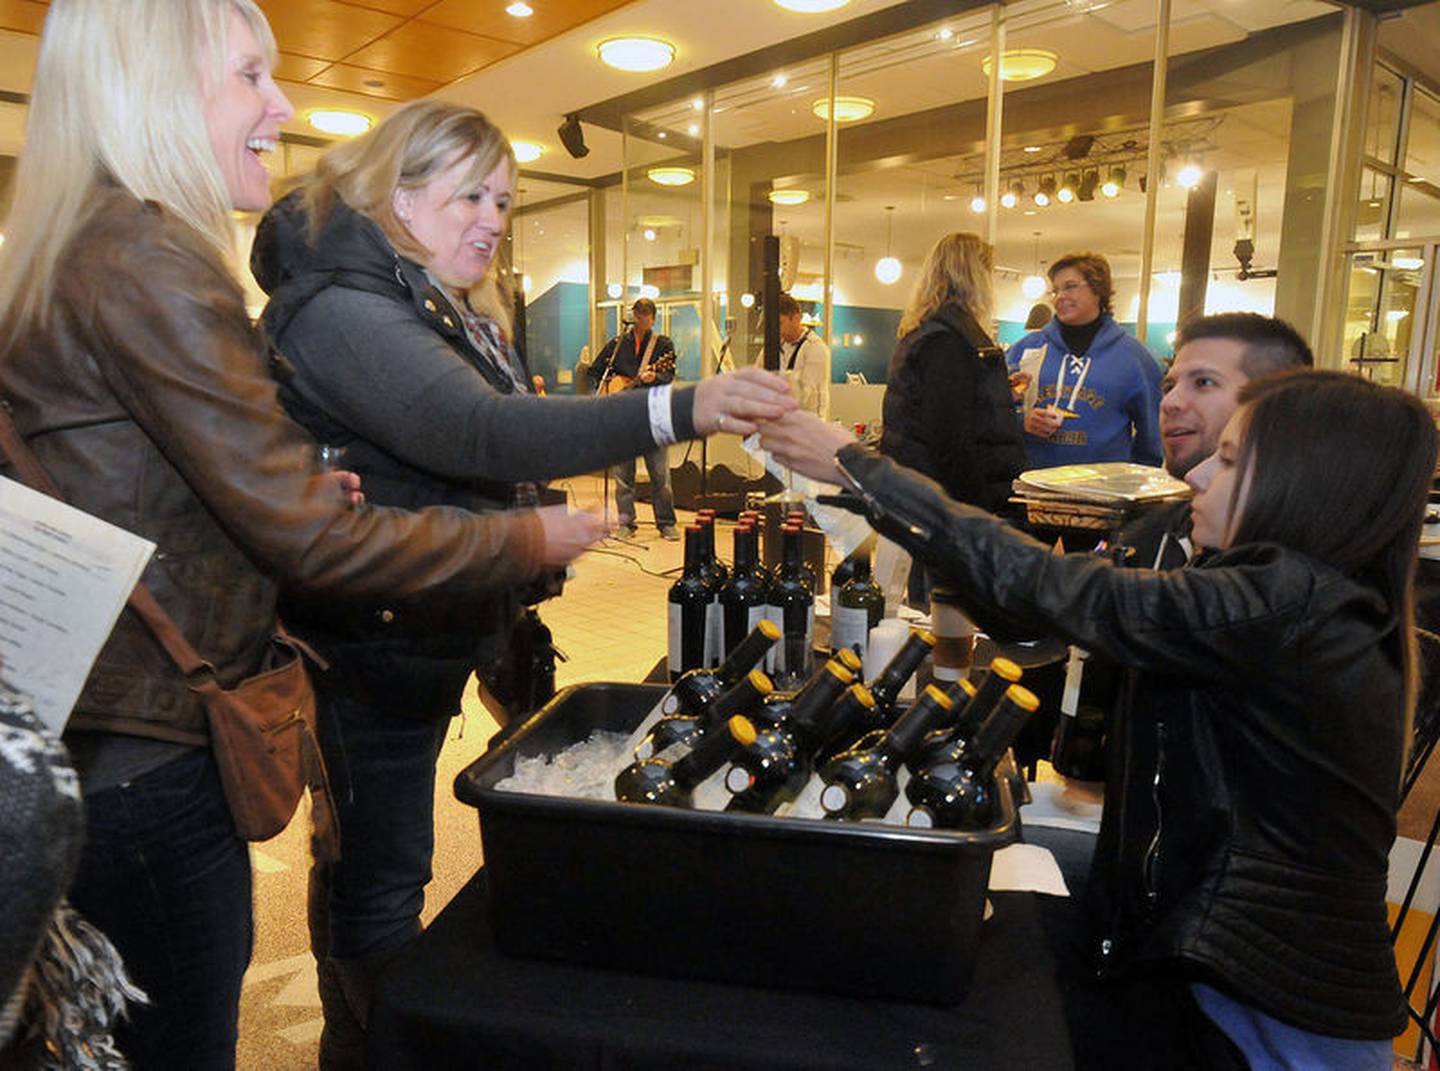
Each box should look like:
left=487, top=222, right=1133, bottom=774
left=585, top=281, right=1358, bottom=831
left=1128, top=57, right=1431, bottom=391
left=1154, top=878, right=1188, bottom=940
left=879, top=302, right=1026, bottom=514
left=835, top=444, right=1407, bottom=1040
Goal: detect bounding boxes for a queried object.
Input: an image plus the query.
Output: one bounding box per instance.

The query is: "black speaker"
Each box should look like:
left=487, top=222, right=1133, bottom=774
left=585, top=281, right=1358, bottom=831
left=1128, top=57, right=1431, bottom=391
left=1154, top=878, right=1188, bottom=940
left=557, top=114, right=589, bottom=159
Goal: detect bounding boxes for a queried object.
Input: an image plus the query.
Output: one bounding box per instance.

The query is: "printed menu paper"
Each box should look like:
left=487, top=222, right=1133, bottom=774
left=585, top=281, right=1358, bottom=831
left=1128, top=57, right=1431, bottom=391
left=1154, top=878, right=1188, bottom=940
left=0, top=476, right=155, bottom=732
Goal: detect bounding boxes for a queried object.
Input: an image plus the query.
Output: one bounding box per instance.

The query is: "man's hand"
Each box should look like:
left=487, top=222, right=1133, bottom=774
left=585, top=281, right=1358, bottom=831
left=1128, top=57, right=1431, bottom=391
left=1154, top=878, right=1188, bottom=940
left=1024, top=406, right=1064, bottom=439
left=1009, top=371, right=1031, bottom=403
left=692, top=367, right=797, bottom=436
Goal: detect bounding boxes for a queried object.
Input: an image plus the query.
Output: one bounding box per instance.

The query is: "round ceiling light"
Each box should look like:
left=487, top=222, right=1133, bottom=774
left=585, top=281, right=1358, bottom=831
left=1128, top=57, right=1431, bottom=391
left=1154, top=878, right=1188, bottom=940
left=647, top=166, right=696, bottom=186
left=812, top=96, right=875, bottom=123
left=773, top=0, right=850, bottom=11
left=1022, top=274, right=1048, bottom=300
left=307, top=109, right=372, bottom=136
left=981, top=49, right=1058, bottom=82
left=511, top=140, right=544, bottom=164
left=768, top=188, right=811, bottom=206
left=597, top=36, right=676, bottom=72
left=505, top=1, right=533, bottom=15
left=874, top=255, right=902, bottom=285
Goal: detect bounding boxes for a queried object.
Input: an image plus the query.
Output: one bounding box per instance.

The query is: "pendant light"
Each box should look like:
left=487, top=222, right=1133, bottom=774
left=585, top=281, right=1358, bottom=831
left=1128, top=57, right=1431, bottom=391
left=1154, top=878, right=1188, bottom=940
left=874, top=206, right=901, bottom=285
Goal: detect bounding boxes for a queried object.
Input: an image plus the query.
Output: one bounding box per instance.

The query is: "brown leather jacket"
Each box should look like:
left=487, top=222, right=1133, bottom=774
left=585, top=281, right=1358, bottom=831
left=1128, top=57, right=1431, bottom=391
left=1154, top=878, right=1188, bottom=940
left=0, top=188, right=544, bottom=745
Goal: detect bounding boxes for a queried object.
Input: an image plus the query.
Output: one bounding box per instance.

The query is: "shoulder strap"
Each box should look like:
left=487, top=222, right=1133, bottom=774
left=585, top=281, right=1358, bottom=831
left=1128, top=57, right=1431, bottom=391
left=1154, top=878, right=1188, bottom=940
left=0, top=400, right=213, bottom=680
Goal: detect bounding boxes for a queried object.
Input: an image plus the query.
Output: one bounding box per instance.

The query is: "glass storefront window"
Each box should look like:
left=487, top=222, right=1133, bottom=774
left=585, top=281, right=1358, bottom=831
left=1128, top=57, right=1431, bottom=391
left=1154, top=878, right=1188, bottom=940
left=1341, top=248, right=1424, bottom=388
left=1397, top=85, right=1440, bottom=238
left=1365, top=64, right=1405, bottom=167
left=511, top=181, right=590, bottom=394
left=1356, top=166, right=1394, bottom=243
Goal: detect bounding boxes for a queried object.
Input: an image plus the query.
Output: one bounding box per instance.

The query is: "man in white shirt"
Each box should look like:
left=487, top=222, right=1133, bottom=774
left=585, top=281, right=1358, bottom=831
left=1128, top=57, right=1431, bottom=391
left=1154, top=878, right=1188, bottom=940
left=770, top=292, right=831, bottom=420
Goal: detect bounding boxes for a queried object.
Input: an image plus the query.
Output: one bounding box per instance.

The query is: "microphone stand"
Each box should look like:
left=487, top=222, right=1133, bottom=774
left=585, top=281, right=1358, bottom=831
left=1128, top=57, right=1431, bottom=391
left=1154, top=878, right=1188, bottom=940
left=594, top=331, right=644, bottom=550
left=698, top=329, right=734, bottom=504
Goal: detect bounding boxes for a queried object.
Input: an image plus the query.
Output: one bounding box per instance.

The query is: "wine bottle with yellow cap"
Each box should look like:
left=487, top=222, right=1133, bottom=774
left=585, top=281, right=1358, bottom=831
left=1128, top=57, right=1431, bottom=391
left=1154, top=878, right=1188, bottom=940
left=866, top=628, right=937, bottom=727
left=753, top=647, right=861, bottom=731
left=905, top=684, right=1039, bottom=830
left=724, top=659, right=856, bottom=814
left=615, top=715, right=758, bottom=807
left=659, top=618, right=781, bottom=723
left=910, top=659, right=1026, bottom=774
left=636, top=669, right=773, bottom=761
left=817, top=683, right=956, bottom=821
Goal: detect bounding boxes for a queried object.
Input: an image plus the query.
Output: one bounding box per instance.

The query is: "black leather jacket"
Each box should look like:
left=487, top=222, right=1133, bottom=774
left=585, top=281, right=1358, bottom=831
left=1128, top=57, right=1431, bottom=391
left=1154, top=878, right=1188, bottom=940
left=835, top=444, right=1406, bottom=1039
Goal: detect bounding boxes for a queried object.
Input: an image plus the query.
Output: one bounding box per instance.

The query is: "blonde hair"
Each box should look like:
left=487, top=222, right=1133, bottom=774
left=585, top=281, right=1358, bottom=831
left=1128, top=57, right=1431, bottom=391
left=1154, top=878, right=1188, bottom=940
left=0, top=0, right=274, bottom=335
left=297, top=100, right=517, bottom=277
left=897, top=232, right=995, bottom=337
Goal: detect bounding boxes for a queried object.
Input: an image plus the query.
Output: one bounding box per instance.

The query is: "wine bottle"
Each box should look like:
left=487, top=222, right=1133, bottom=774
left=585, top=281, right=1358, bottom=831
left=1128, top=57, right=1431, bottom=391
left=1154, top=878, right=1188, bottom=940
left=720, top=525, right=769, bottom=659
left=1050, top=646, right=1111, bottom=781
left=908, top=658, right=1026, bottom=775
left=768, top=524, right=816, bottom=690
left=906, top=684, right=1039, bottom=830
left=867, top=629, right=937, bottom=726
left=830, top=551, right=885, bottom=664
left=816, top=682, right=878, bottom=760
left=784, top=521, right=818, bottom=590
left=615, top=715, right=758, bottom=807
left=753, top=647, right=859, bottom=729
left=817, top=684, right=956, bottom=821
left=638, top=667, right=774, bottom=761
left=695, top=515, right=729, bottom=667
left=667, top=525, right=710, bottom=682
left=724, top=659, right=856, bottom=814
left=660, top=618, right=780, bottom=719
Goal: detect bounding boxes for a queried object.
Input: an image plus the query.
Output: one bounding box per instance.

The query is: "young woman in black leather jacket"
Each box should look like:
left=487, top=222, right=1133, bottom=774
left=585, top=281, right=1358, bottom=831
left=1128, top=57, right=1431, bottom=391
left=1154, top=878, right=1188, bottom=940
left=761, top=370, right=1434, bottom=1070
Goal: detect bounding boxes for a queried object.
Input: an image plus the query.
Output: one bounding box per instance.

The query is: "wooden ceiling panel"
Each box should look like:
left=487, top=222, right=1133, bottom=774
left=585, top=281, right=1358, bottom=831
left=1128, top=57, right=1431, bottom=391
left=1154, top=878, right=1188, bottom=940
left=255, top=0, right=402, bottom=63
left=345, top=20, right=521, bottom=82
left=420, top=0, right=632, bottom=46
left=274, top=52, right=333, bottom=83
left=307, top=62, right=445, bottom=101
left=342, top=0, right=435, bottom=14
left=0, top=0, right=47, bottom=35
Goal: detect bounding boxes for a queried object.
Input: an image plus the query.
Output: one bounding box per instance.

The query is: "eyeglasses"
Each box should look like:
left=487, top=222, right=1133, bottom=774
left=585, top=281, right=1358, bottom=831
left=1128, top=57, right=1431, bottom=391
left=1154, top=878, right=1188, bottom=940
left=1051, top=281, right=1089, bottom=298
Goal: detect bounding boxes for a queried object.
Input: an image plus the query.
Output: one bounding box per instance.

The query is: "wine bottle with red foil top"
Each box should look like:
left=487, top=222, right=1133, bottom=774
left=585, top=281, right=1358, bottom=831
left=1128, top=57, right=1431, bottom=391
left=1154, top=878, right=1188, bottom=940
left=830, top=551, right=885, bottom=665
left=637, top=667, right=774, bottom=761
left=694, top=514, right=729, bottom=667
left=720, top=525, right=769, bottom=659
left=906, top=684, right=1039, bottom=830
left=667, top=525, right=710, bottom=682
left=615, top=715, right=758, bottom=807
left=724, top=659, right=855, bottom=814
left=866, top=628, right=937, bottom=728
left=817, top=684, right=956, bottom=821
left=768, top=524, right=816, bottom=690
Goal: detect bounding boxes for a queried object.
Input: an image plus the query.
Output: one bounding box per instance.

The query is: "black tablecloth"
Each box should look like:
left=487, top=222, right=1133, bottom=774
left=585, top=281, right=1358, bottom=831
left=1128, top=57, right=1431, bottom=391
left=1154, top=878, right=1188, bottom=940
left=368, top=870, right=1075, bottom=1070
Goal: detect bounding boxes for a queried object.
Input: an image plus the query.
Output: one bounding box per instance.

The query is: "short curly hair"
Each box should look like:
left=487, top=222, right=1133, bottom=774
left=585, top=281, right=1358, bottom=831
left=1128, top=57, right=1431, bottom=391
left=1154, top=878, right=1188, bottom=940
left=1048, top=252, right=1113, bottom=317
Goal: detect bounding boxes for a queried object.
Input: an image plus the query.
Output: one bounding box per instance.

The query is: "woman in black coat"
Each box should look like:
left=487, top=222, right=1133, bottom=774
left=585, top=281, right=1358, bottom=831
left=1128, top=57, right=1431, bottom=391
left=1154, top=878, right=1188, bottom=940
left=762, top=370, right=1433, bottom=1070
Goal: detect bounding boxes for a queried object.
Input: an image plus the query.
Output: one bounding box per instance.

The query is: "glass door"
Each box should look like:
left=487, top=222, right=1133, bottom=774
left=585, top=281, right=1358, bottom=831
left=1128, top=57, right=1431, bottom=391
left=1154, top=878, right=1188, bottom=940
left=1340, top=243, right=1433, bottom=390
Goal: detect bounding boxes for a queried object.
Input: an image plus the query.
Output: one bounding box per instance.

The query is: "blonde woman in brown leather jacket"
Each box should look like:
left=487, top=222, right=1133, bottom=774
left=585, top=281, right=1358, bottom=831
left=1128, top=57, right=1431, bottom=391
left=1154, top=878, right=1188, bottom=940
left=0, top=3, right=791, bottom=1066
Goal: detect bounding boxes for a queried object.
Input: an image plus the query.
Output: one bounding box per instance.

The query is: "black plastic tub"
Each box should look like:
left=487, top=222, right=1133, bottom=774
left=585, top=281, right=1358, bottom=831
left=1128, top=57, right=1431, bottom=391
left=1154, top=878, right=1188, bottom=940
left=455, top=682, right=1019, bottom=1005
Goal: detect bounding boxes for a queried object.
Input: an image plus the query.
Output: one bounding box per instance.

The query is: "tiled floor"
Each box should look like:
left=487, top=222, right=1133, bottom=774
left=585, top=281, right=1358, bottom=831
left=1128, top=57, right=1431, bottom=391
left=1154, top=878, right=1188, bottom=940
left=237, top=475, right=743, bottom=1069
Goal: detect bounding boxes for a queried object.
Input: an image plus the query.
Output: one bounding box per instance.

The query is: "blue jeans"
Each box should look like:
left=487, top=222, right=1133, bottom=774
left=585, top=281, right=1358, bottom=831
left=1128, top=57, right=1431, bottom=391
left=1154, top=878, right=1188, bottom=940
left=309, top=689, right=450, bottom=963
left=68, top=747, right=253, bottom=1070
left=614, top=446, right=676, bottom=530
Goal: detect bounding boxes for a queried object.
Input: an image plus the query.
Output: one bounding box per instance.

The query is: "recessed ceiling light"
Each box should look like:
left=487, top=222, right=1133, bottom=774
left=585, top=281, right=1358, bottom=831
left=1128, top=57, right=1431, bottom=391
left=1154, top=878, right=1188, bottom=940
left=1023, top=145, right=1043, bottom=153
left=307, top=109, right=372, bottom=136
left=657, top=131, right=668, bottom=139
left=648, top=166, right=696, bottom=186
left=937, top=28, right=954, bottom=41
left=812, top=96, right=875, bottom=122
left=687, top=123, right=700, bottom=136
left=506, top=1, right=534, bottom=15
left=773, top=0, right=849, bottom=11
left=768, top=189, right=811, bottom=206
left=981, top=48, right=1059, bottom=82
left=511, top=140, right=544, bottom=164
left=597, top=36, right=675, bottom=72
left=772, top=74, right=788, bottom=88
left=691, top=98, right=704, bottom=111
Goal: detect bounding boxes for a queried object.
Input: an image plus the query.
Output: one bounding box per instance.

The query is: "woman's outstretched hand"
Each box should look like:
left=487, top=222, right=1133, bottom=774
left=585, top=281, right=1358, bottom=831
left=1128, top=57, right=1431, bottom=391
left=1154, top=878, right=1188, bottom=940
left=535, top=506, right=605, bottom=567
left=692, top=367, right=796, bottom=436
left=757, top=410, right=858, bottom=489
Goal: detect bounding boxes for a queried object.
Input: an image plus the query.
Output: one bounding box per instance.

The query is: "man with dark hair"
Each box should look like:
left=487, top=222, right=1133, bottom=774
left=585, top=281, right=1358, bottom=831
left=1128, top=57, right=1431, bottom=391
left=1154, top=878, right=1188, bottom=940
left=1123, top=311, right=1314, bottom=568
left=771, top=292, right=831, bottom=419
left=587, top=298, right=680, bottom=539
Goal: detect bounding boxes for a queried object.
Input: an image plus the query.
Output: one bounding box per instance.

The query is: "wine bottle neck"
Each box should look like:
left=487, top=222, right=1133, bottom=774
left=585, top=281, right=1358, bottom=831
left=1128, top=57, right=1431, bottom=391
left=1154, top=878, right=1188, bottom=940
left=717, top=627, right=776, bottom=684
left=887, top=692, right=949, bottom=761
left=871, top=636, right=932, bottom=707
left=968, top=697, right=1030, bottom=777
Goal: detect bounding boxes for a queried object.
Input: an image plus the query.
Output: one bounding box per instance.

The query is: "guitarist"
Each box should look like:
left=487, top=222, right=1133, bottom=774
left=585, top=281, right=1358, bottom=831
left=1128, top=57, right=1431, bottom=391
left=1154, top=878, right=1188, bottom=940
left=587, top=297, right=680, bottom=539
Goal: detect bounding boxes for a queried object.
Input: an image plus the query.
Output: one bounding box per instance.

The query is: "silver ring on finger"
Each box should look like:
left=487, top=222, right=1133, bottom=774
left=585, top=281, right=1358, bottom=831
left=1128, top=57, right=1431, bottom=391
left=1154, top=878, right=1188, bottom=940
left=717, top=413, right=727, bottom=431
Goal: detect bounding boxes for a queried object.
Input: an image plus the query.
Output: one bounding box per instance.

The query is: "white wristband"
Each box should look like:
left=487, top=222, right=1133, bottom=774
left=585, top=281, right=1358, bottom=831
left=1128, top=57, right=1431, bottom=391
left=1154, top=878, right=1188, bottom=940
left=648, top=384, right=677, bottom=446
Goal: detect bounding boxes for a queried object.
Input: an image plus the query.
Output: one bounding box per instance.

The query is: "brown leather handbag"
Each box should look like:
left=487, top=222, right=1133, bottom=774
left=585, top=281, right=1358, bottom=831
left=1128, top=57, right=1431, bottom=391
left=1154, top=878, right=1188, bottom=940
left=0, top=401, right=339, bottom=859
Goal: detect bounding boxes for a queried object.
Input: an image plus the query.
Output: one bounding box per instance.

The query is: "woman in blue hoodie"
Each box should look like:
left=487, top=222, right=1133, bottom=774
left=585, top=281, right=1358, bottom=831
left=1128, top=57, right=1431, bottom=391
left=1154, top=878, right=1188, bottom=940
left=1006, top=252, right=1163, bottom=468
